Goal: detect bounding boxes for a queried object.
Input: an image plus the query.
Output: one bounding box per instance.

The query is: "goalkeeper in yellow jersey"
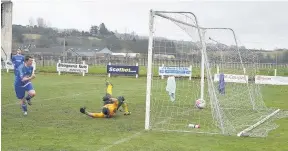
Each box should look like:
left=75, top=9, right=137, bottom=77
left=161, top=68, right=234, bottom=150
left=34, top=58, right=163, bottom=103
left=80, top=96, right=131, bottom=118
left=103, top=80, right=130, bottom=114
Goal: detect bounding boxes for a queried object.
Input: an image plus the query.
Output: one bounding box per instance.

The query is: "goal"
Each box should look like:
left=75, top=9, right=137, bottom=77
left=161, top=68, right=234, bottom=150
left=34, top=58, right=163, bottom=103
left=144, top=10, right=282, bottom=137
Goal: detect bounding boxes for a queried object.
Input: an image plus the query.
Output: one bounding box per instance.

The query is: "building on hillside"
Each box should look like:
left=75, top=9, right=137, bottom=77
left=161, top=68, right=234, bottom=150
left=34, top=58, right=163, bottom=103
left=111, top=53, right=126, bottom=58
left=95, top=47, right=113, bottom=57
left=111, top=52, right=140, bottom=58
left=154, top=54, right=175, bottom=59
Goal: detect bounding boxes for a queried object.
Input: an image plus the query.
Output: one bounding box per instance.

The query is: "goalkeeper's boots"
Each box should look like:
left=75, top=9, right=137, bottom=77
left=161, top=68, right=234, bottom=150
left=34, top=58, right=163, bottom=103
left=124, top=111, right=131, bottom=115
left=80, top=107, right=86, bottom=114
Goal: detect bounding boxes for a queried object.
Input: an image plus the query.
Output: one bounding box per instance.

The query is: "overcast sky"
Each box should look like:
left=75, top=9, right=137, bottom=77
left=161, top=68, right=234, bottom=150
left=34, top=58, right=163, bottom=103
left=11, top=0, right=288, bottom=50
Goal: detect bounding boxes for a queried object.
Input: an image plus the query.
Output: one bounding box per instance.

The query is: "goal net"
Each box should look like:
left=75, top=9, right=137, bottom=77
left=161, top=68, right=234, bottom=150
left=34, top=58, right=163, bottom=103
left=145, top=10, right=283, bottom=137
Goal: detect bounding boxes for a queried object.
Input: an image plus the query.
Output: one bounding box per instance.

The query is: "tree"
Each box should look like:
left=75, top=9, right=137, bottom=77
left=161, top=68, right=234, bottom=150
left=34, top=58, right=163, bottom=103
left=37, top=17, right=45, bottom=28
left=90, top=25, right=98, bottom=36
left=29, top=17, right=34, bottom=27
left=99, top=23, right=109, bottom=35
left=282, top=51, right=288, bottom=63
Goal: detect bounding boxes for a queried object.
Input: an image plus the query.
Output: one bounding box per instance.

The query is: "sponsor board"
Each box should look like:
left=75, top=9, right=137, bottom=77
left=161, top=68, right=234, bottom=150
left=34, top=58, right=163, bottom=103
left=255, top=75, right=288, bottom=85
left=107, top=65, right=139, bottom=75
left=214, top=74, right=248, bottom=83
left=57, top=63, right=88, bottom=73
left=159, top=66, right=192, bottom=77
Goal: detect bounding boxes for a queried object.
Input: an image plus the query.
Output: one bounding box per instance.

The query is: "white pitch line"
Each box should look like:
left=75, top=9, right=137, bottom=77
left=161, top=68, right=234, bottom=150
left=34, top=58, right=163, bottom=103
left=98, top=131, right=143, bottom=151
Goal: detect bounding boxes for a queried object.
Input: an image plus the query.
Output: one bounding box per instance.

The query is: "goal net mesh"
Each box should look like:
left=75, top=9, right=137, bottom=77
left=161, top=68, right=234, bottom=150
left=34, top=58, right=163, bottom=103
left=147, top=11, right=285, bottom=137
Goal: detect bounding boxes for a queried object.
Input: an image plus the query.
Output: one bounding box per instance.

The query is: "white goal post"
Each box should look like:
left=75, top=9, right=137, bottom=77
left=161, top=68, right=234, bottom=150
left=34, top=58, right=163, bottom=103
left=145, top=10, right=207, bottom=130
left=144, top=10, right=282, bottom=137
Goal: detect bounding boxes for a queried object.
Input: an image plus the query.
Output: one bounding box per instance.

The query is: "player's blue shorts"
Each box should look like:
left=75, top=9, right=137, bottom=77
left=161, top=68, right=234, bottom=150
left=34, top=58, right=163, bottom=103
left=14, top=82, right=34, bottom=99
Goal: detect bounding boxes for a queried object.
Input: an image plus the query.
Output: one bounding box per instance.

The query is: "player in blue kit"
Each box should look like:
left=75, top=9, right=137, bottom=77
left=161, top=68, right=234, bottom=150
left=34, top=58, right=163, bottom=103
left=15, top=55, right=36, bottom=115
left=11, top=49, right=25, bottom=75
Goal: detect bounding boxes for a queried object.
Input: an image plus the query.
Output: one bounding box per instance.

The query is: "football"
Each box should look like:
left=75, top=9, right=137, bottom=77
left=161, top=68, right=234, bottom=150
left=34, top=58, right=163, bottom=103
left=195, top=99, right=206, bottom=109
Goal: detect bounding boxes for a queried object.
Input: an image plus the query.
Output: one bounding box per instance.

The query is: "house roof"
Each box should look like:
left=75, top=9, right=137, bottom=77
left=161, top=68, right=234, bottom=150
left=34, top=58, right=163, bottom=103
left=96, top=47, right=113, bottom=54
left=71, top=52, right=95, bottom=56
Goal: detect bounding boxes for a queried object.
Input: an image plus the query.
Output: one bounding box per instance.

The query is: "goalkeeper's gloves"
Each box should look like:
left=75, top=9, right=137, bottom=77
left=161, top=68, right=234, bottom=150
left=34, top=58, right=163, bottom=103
left=80, top=107, right=86, bottom=114
left=117, top=96, right=125, bottom=102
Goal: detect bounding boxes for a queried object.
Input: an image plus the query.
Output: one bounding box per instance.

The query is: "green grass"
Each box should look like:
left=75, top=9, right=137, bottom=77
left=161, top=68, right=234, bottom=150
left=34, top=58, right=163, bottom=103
left=1, top=72, right=288, bottom=151
left=23, top=34, right=42, bottom=40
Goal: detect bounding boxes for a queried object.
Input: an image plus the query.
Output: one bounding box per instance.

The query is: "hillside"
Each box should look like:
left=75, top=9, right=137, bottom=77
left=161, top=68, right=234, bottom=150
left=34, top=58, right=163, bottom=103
left=12, top=24, right=288, bottom=63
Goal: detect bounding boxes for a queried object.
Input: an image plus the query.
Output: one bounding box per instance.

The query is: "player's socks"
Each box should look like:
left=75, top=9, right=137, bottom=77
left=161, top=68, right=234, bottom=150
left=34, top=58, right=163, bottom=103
left=106, top=82, right=113, bottom=96
left=122, top=103, right=131, bottom=115
left=25, top=95, right=32, bottom=105
left=22, top=104, right=27, bottom=112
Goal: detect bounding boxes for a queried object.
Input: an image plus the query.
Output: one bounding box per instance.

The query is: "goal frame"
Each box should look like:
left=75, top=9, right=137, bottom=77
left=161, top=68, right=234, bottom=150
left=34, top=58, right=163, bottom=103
left=145, top=10, right=206, bottom=131
left=144, top=10, right=279, bottom=137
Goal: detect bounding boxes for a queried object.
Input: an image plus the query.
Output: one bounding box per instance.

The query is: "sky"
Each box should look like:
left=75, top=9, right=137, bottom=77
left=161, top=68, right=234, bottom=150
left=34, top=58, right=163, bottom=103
left=10, top=0, right=288, bottom=50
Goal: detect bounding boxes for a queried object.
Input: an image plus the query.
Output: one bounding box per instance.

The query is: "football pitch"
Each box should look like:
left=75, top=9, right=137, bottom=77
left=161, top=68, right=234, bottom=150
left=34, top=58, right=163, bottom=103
left=1, top=72, right=288, bottom=151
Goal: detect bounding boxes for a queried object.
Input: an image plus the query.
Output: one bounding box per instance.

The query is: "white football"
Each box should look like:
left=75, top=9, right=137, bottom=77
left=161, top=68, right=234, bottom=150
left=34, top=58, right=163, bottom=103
left=195, top=99, right=206, bottom=109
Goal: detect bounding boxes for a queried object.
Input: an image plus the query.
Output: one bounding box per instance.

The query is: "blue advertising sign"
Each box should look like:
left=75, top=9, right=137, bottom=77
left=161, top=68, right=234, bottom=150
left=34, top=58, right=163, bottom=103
left=107, top=65, right=139, bottom=75
left=159, top=66, right=192, bottom=77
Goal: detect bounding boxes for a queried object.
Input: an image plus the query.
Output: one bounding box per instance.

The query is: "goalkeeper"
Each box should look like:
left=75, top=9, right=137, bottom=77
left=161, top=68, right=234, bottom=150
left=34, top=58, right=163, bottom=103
left=80, top=96, right=131, bottom=118
left=103, top=80, right=130, bottom=114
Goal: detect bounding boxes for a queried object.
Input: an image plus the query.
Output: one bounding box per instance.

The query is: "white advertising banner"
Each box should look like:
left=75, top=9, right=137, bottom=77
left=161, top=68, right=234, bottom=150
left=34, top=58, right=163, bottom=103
left=214, top=74, right=248, bottom=83
left=255, top=75, right=288, bottom=85
left=57, top=62, right=88, bottom=73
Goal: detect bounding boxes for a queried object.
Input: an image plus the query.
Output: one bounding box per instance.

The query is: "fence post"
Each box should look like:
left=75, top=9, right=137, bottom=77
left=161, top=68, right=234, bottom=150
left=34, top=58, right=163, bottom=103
left=58, top=59, right=61, bottom=75
left=108, top=62, right=111, bottom=78
left=189, top=65, right=192, bottom=80
left=136, top=62, right=139, bottom=78
left=274, top=69, right=277, bottom=76
left=82, top=60, right=85, bottom=77
left=161, top=64, right=164, bottom=79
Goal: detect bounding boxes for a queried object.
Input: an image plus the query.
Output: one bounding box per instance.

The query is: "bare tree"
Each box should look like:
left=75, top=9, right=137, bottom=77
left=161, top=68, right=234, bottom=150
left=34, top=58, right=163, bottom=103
left=29, top=17, right=34, bottom=27
left=37, top=17, right=45, bottom=28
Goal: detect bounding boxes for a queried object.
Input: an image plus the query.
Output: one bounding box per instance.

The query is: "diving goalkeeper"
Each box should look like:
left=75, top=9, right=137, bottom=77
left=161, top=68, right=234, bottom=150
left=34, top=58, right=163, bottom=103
left=103, top=80, right=130, bottom=113
left=80, top=96, right=131, bottom=118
